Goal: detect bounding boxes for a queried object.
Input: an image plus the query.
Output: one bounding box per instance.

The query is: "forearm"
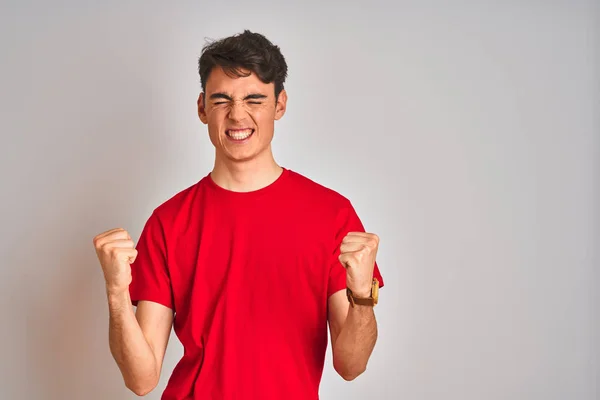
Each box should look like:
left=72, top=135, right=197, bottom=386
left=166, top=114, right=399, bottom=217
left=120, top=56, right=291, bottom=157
left=107, top=290, right=158, bottom=395
left=332, top=305, right=378, bottom=380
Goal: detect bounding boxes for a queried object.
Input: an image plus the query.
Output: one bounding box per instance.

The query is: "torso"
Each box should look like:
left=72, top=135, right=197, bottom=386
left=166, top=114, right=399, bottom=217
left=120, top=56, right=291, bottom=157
left=150, top=168, right=351, bottom=399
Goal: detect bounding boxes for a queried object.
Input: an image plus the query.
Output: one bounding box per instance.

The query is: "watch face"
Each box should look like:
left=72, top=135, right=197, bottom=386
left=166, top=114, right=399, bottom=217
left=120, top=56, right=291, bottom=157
left=372, top=279, right=379, bottom=304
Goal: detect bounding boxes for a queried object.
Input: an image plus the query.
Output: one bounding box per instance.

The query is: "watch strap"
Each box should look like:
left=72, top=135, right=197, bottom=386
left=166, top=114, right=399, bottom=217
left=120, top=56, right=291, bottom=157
left=347, top=278, right=379, bottom=307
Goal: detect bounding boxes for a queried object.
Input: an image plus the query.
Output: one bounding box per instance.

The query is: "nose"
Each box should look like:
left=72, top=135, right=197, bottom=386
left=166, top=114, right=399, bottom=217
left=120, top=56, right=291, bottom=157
left=228, top=100, right=247, bottom=121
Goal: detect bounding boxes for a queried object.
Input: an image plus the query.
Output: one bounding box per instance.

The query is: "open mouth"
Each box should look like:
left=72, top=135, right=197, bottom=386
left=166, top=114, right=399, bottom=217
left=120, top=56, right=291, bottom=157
left=226, top=128, right=254, bottom=141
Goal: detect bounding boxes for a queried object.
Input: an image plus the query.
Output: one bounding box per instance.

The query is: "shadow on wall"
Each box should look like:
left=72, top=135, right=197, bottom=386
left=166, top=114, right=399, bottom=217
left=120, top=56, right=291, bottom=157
left=25, top=245, right=129, bottom=399
left=24, top=200, right=138, bottom=399
left=7, top=10, right=201, bottom=399
left=22, top=93, right=174, bottom=399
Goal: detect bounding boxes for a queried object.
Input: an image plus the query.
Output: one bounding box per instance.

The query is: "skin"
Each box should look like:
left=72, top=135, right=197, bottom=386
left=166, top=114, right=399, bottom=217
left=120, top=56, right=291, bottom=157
left=197, top=66, right=288, bottom=192
left=330, top=231, right=380, bottom=380
left=93, top=65, right=380, bottom=395
left=93, top=229, right=172, bottom=396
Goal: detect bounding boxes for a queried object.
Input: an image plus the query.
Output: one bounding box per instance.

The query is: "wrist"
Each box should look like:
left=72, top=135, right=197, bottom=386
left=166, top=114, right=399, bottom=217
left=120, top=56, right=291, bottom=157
left=347, top=280, right=373, bottom=298
left=106, top=287, right=130, bottom=310
left=347, top=277, right=380, bottom=308
left=350, top=288, right=372, bottom=298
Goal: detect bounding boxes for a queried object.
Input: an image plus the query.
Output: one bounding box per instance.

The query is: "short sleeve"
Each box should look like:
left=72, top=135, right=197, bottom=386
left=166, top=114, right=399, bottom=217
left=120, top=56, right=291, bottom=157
left=129, top=212, right=174, bottom=310
left=328, top=200, right=385, bottom=298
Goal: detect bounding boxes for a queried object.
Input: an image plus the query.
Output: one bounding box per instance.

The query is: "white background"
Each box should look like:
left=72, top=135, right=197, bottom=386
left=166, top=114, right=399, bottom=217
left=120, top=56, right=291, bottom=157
left=1, top=1, right=598, bottom=399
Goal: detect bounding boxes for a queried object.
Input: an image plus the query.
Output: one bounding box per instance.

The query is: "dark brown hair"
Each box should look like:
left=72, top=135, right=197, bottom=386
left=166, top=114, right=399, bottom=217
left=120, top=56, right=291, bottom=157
left=198, top=30, right=288, bottom=99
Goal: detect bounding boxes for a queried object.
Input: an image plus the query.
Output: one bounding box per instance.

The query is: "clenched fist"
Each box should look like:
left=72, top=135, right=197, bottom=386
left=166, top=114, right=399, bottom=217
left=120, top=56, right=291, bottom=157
left=93, top=228, right=138, bottom=296
left=339, top=232, right=379, bottom=298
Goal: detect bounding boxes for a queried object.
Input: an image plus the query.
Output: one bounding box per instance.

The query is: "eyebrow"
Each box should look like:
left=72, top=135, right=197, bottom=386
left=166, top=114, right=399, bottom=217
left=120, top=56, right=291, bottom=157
left=209, top=93, right=268, bottom=101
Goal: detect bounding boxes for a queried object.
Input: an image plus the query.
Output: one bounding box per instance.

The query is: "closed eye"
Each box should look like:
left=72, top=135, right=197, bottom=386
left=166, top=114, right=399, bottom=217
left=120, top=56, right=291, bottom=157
left=208, top=92, right=267, bottom=105
left=213, top=101, right=261, bottom=106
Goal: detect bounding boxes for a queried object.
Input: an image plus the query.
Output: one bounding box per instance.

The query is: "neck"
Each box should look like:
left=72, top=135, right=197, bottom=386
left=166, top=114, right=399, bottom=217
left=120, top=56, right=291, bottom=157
left=210, top=148, right=283, bottom=192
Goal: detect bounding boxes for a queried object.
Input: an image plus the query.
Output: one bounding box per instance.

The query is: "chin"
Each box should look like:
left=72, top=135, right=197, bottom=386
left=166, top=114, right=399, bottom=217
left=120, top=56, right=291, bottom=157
left=227, top=146, right=272, bottom=163
left=222, top=150, right=258, bottom=163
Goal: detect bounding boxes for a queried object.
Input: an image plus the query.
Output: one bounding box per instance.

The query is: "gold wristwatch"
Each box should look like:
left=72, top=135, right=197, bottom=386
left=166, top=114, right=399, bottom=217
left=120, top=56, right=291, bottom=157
left=346, top=278, right=379, bottom=307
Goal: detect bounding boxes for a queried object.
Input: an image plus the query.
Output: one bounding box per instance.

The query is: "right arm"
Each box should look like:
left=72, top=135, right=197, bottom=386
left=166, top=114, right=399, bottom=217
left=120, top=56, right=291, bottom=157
left=94, top=228, right=173, bottom=396
left=108, top=294, right=172, bottom=396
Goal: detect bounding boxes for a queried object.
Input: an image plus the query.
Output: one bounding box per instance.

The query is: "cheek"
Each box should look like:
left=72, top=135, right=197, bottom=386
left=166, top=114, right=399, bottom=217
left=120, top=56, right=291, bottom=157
left=251, top=108, right=275, bottom=126
left=207, top=111, right=225, bottom=129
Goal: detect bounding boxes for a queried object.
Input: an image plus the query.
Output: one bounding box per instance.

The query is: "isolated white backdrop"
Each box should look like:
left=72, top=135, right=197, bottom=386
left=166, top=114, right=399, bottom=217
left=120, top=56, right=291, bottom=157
left=1, top=1, right=598, bottom=399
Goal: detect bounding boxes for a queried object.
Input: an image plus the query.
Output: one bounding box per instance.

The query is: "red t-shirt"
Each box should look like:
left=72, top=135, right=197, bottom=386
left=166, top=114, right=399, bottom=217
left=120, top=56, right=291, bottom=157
left=129, top=167, right=384, bottom=399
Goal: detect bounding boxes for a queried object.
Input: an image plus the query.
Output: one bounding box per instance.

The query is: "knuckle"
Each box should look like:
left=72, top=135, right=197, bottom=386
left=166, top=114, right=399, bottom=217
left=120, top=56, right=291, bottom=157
left=93, top=236, right=103, bottom=248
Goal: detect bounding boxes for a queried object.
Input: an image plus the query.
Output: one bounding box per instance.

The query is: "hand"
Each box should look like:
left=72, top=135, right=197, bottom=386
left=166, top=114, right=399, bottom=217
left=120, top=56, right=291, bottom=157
left=93, top=228, right=138, bottom=296
left=338, top=232, right=379, bottom=297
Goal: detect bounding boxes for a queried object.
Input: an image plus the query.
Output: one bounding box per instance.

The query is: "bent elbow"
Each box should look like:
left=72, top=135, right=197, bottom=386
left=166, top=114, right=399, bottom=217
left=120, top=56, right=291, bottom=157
left=339, top=368, right=365, bottom=381
left=334, top=361, right=366, bottom=381
left=126, top=377, right=158, bottom=397
left=128, top=384, right=155, bottom=397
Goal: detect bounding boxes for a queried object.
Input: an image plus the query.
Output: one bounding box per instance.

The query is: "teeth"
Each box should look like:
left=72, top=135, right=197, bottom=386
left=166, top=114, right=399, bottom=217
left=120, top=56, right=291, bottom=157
left=227, top=129, right=253, bottom=140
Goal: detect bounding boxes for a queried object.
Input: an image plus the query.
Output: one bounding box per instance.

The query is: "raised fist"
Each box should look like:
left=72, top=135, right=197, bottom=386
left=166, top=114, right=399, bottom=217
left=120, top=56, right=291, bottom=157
left=93, top=228, right=138, bottom=296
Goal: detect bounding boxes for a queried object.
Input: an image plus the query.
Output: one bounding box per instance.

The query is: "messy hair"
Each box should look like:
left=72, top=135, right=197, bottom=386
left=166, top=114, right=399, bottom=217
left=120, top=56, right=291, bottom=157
left=198, top=30, right=288, bottom=99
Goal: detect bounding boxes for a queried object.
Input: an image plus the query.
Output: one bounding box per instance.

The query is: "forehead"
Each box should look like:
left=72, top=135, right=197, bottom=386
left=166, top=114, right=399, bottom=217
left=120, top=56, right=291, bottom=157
left=205, top=66, right=274, bottom=95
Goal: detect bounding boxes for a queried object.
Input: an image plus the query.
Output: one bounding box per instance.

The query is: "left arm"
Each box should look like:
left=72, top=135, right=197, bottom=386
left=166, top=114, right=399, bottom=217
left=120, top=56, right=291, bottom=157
left=329, top=289, right=378, bottom=380
left=328, top=231, right=380, bottom=381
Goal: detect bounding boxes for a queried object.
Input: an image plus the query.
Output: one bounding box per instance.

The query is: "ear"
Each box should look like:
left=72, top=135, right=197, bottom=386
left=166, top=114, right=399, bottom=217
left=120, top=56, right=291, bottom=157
left=197, top=92, right=208, bottom=124
left=274, top=89, right=287, bottom=121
